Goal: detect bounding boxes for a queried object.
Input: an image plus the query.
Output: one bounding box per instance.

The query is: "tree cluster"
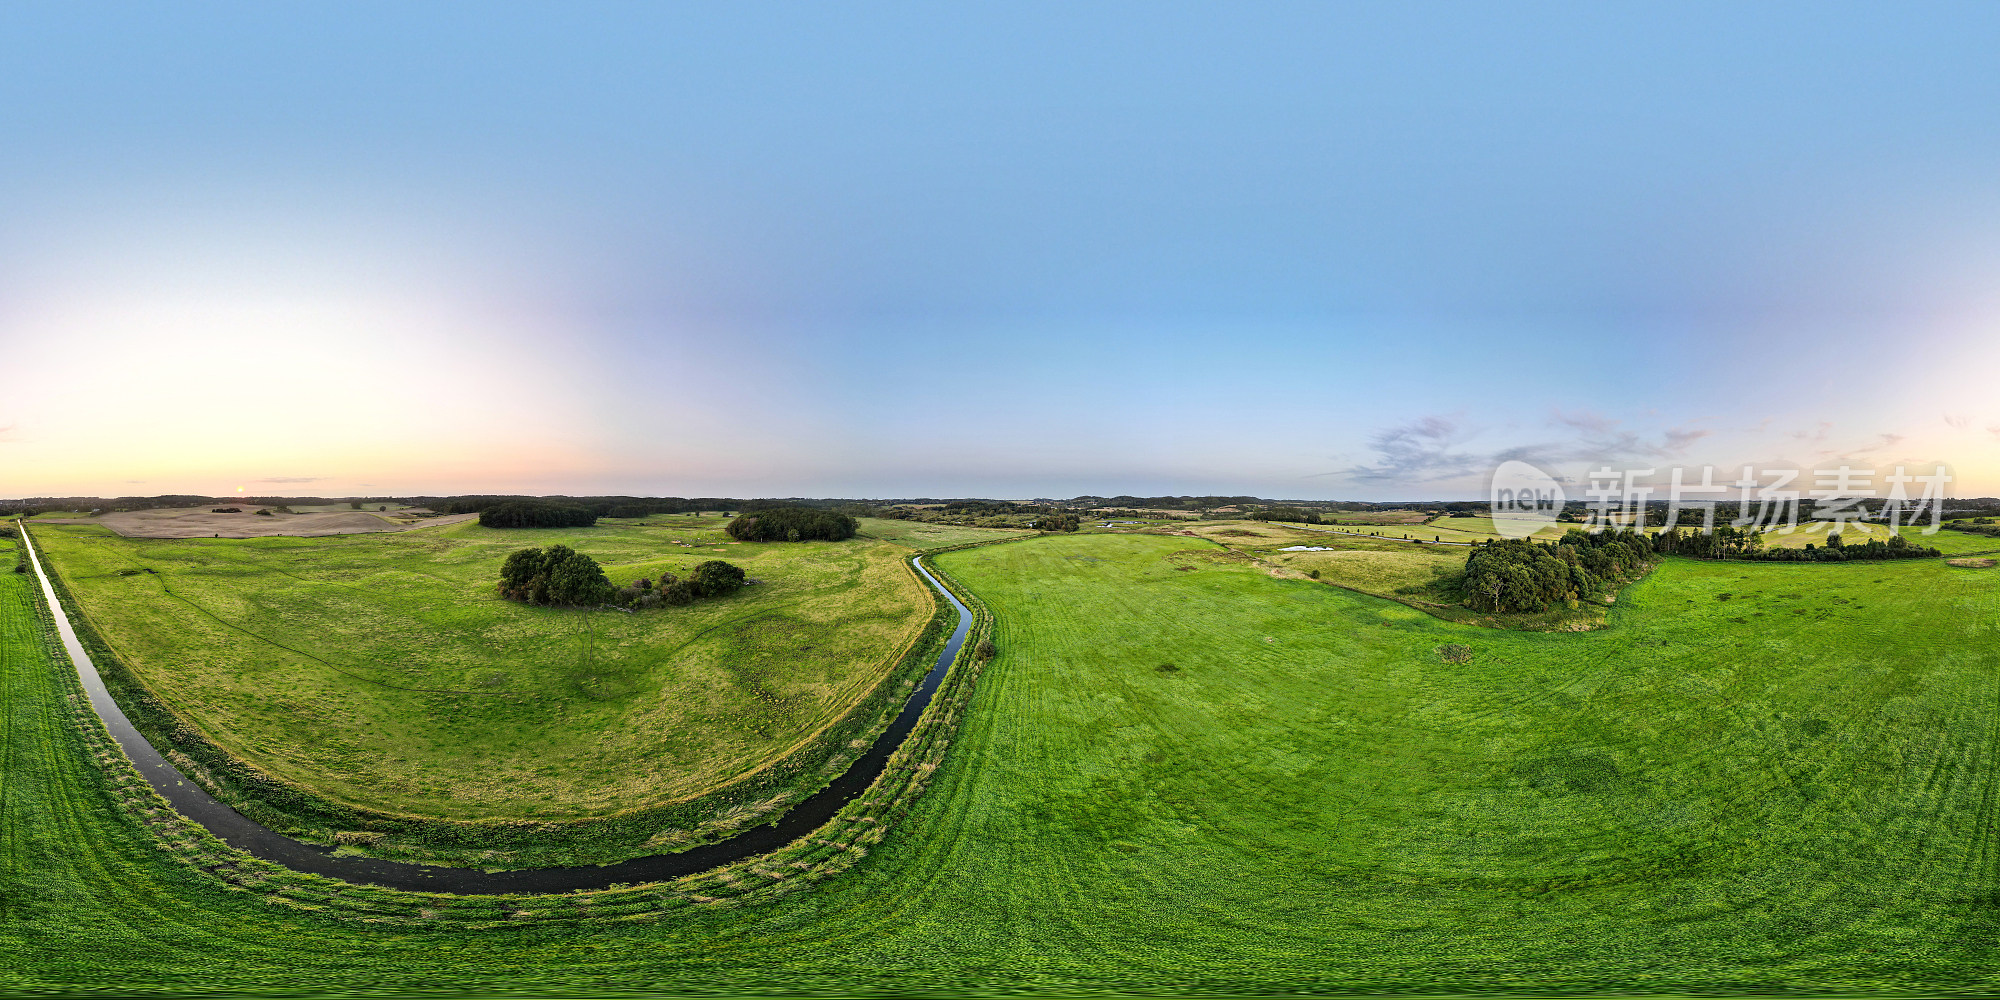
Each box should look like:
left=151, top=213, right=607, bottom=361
left=498, top=545, right=615, bottom=606
left=479, top=501, right=598, bottom=529
left=726, top=505, right=857, bottom=542
left=1251, top=506, right=1323, bottom=524
left=1462, top=530, right=1656, bottom=614
left=1037, top=514, right=1081, bottom=532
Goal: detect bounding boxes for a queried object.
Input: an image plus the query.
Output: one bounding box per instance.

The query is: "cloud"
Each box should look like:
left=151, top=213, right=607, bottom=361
left=0, top=423, right=16, bottom=442
left=1322, top=414, right=1493, bottom=483
left=1946, top=413, right=1973, bottom=429
left=1792, top=421, right=1833, bottom=443
left=1544, top=410, right=1711, bottom=463
left=1551, top=409, right=1619, bottom=436
left=257, top=476, right=328, bottom=484
left=1327, top=409, right=1714, bottom=486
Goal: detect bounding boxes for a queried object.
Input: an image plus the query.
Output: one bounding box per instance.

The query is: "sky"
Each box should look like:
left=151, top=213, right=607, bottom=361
left=3, top=2, right=1999, bottom=500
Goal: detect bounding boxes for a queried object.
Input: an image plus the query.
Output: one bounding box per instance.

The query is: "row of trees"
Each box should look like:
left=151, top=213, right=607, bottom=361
left=1251, top=506, right=1323, bottom=524
left=1654, top=526, right=1940, bottom=561
left=480, top=501, right=598, bottom=529
left=726, top=506, right=857, bottom=542
left=499, top=544, right=747, bottom=608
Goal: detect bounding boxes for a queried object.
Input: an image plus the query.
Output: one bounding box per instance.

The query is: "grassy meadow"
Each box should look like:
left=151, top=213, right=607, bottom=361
left=10, top=529, right=2000, bottom=992
left=852, top=516, right=1037, bottom=550
left=29, top=518, right=935, bottom=862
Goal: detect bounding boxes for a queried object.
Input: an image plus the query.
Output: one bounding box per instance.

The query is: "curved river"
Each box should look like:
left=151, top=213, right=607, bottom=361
left=19, top=525, right=972, bottom=894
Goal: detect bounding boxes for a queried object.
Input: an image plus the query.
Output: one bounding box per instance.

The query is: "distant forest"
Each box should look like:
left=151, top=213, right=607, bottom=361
left=8, top=493, right=2000, bottom=523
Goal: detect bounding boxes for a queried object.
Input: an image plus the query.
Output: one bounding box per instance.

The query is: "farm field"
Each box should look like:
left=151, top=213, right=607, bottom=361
left=1263, top=533, right=1464, bottom=595
left=1323, top=510, right=1433, bottom=525
left=852, top=516, right=1037, bottom=550
left=8, top=529, right=2000, bottom=993
left=28, top=518, right=935, bottom=865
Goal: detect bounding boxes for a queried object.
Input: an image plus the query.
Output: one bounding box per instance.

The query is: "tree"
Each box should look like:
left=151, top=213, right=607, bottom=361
left=497, top=544, right=613, bottom=606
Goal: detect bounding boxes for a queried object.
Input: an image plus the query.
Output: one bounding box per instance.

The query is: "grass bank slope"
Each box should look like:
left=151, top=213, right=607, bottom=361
left=8, top=531, right=2000, bottom=993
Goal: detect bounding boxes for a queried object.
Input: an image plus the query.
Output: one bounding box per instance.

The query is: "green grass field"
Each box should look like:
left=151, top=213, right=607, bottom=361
left=9, top=530, right=2000, bottom=993
left=852, top=516, right=1037, bottom=550
left=29, top=519, right=933, bottom=864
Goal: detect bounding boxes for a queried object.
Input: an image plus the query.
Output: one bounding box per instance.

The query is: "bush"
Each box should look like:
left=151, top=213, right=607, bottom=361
left=659, top=579, right=696, bottom=605
left=689, top=560, right=747, bottom=597
left=497, top=544, right=614, bottom=606
left=975, top=639, right=996, bottom=660
left=726, top=506, right=856, bottom=542
left=480, top=501, right=598, bottom=529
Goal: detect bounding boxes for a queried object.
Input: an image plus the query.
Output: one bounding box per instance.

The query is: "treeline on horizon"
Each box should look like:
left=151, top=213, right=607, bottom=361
left=8, top=493, right=2000, bottom=519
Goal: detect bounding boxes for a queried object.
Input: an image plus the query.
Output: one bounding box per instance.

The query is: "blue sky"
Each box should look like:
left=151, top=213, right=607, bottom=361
left=4, top=2, right=1999, bottom=498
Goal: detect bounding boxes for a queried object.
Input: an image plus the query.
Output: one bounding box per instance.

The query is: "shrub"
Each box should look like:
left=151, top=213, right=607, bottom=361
left=726, top=506, right=856, bottom=542
left=689, top=560, right=747, bottom=597
left=211, top=507, right=241, bottom=514
left=1438, top=644, right=1473, bottom=664
left=975, top=639, right=996, bottom=661
left=480, top=501, right=598, bottom=529
left=659, top=579, right=696, bottom=605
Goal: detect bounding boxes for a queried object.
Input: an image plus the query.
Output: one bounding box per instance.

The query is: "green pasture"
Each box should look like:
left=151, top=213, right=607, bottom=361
left=29, top=520, right=932, bottom=833
left=9, top=530, right=2000, bottom=993
left=1265, top=536, right=1464, bottom=595
left=853, top=516, right=1037, bottom=550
